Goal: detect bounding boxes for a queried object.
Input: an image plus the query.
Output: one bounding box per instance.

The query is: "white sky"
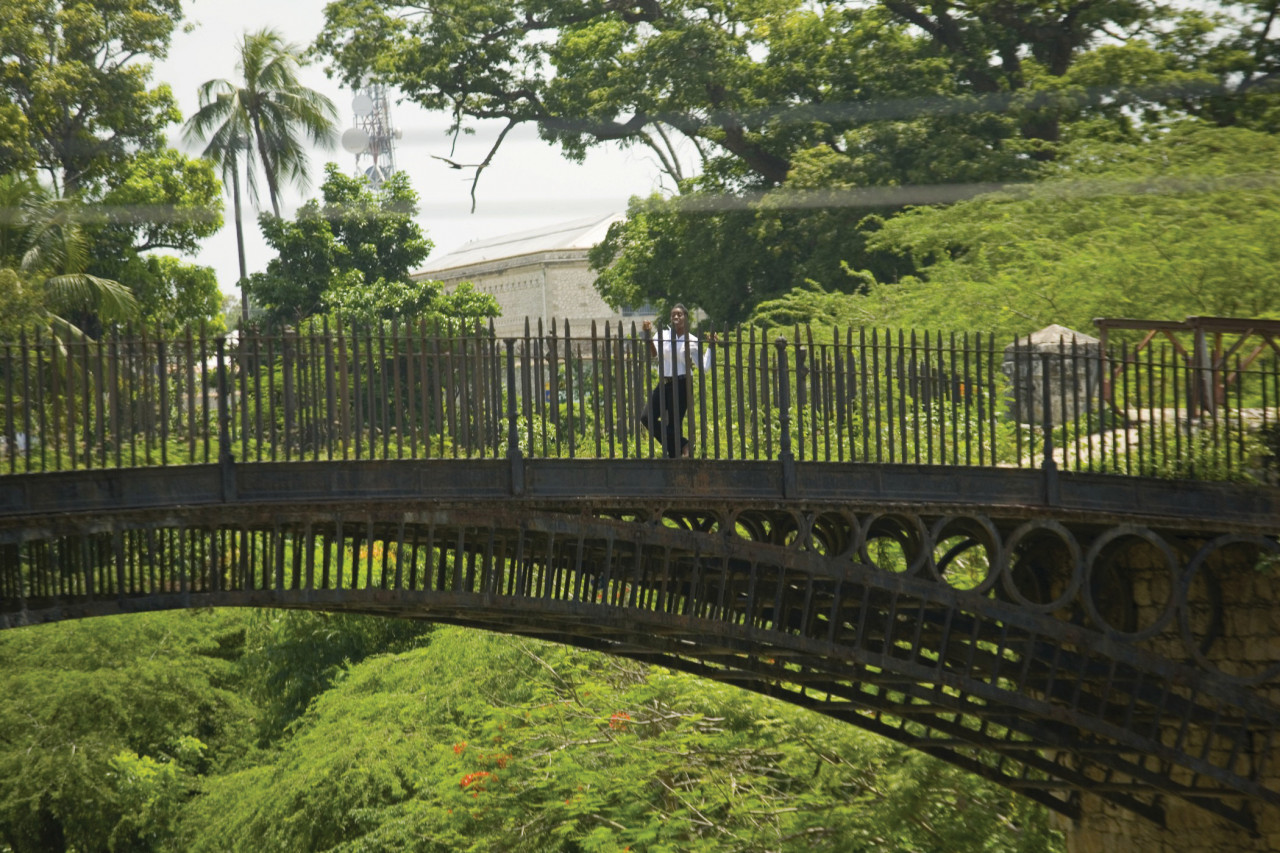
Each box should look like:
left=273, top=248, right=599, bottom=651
left=157, top=0, right=672, bottom=297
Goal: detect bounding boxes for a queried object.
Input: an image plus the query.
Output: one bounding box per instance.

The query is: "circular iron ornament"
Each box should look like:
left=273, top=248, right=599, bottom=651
left=1179, top=534, right=1280, bottom=685
left=1000, top=520, right=1083, bottom=613
left=810, top=510, right=861, bottom=559
left=660, top=508, right=721, bottom=535
left=728, top=509, right=770, bottom=545
left=927, top=514, right=1001, bottom=594
left=1081, top=526, right=1179, bottom=642
left=777, top=510, right=805, bottom=549
left=727, top=509, right=805, bottom=549
left=860, top=512, right=929, bottom=577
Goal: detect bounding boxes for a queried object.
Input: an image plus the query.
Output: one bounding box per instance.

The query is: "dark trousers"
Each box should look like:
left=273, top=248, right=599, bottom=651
left=639, top=375, right=690, bottom=457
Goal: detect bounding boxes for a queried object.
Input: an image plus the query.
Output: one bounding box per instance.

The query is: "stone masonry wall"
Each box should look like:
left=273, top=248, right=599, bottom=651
left=425, top=250, right=645, bottom=341
left=1059, top=537, right=1280, bottom=852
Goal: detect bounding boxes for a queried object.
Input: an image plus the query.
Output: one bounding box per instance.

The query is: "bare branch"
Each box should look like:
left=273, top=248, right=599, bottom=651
left=467, top=119, right=519, bottom=213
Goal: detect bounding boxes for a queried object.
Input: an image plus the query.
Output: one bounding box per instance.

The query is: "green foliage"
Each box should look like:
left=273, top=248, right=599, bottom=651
left=0, top=267, right=45, bottom=341
left=314, top=0, right=1279, bottom=323
left=747, top=276, right=876, bottom=332
left=107, top=742, right=203, bottom=851
left=239, top=610, right=433, bottom=742
left=0, top=0, right=183, bottom=194
left=0, top=1, right=228, bottom=335
left=111, top=255, right=226, bottom=334
left=590, top=192, right=797, bottom=327
left=315, top=0, right=1238, bottom=188
left=248, top=165, right=442, bottom=328
left=89, top=147, right=224, bottom=262
left=434, top=282, right=501, bottom=332
left=0, top=611, right=255, bottom=853
left=0, top=172, right=140, bottom=339
left=842, top=124, right=1280, bottom=337
left=182, top=26, right=339, bottom=325
left=322, top=277, right=445, bottom=328
left=179, top=627, right=1062, bottom=853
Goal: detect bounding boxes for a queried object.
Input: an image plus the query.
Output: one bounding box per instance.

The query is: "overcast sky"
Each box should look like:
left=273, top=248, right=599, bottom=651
left=157, top=0, right=671, bottom=296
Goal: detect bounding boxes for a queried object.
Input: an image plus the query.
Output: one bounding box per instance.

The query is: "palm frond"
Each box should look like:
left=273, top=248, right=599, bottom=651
left=43, top=272, right=139, bottom=323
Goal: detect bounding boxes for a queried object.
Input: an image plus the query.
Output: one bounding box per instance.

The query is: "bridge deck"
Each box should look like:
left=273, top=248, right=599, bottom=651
left=3, top=322, right=1279, bottom=835
left=2, top=459, right=1278, bottom=833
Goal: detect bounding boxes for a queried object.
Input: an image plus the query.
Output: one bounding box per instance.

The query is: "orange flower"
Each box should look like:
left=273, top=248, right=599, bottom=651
left=453, top=742, right=466, bottom=755
left=460, top=771, right=494, bottom=791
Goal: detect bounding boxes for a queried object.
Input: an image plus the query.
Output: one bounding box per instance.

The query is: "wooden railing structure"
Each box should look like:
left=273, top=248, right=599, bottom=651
left=2, top=320, right=1276, bottom=479
left=1095, top=315, right=1280, bottom=422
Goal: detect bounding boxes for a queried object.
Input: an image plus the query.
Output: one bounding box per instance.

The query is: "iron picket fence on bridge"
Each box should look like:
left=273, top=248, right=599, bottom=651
left=1, top=320, right=1277, bottom=481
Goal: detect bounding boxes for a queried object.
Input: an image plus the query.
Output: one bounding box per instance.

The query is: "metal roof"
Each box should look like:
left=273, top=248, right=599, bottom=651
left=416, top=212, right=623, bottom=276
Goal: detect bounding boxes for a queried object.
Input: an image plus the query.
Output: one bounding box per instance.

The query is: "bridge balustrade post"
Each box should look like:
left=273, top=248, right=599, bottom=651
left=215, top=337, right=235, bottom=502
left=506, top=339, right=524, bottom=496
left=775, top=337, right=796, bottom=498
left=1041, top=351, right=1059, bottom=505
left=282, top=328, right=296, bottom=462
left=795, top=343, right=808, bottom=462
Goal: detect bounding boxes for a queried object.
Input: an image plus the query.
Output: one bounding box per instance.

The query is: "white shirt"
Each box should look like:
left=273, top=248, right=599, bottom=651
left=653, top=329, right=713, bottom=378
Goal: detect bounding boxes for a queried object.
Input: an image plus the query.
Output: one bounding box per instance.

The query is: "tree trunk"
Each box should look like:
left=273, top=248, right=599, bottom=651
left=231, top=150, right=249, bottom=328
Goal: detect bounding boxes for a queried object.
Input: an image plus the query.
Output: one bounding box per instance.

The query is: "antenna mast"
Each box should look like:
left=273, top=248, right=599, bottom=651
left=341, top=83, right=400, bottom=187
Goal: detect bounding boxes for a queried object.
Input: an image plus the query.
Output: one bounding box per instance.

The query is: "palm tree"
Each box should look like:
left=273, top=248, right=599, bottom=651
left=183, top=28, right=337, bottom=325
left=0, top=173, right=137, bottom=339
left=183, top=109, right=253, bottom=326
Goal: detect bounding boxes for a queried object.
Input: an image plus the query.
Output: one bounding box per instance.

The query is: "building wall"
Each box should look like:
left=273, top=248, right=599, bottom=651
left=419, top=249, right=650, bottom=341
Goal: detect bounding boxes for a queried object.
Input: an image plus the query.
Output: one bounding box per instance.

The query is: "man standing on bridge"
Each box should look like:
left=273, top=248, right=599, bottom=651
left=640, top=304, right=716, bottom=458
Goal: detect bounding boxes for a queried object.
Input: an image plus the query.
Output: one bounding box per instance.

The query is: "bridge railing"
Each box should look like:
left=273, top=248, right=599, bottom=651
left=1, top=321, right=1276, bottom=480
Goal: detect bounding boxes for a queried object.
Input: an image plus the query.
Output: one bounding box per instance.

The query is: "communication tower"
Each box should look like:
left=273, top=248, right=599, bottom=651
left=340, top=83, right=400, bottom=187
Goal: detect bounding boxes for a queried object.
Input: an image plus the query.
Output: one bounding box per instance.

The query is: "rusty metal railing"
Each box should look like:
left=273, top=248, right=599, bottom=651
left=1, top=320, right=1276, bottom=481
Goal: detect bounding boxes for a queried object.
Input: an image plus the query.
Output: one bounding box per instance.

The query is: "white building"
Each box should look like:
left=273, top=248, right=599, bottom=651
left=412, top=213, right=655, bottom=340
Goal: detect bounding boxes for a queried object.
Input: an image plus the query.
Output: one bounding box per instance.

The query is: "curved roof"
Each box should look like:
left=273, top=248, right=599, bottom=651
left=415, top=212, right=623, bottom=276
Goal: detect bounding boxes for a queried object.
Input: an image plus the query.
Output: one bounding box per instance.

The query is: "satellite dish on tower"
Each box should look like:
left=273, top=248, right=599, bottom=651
left=344, top=83, right=399, bottom=187
left=341, top=127, right=370, bottom=154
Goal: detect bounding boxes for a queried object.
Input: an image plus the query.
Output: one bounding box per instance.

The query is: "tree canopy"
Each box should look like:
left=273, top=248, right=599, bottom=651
left=0, top=0, right=183, bottom=195
left=0, top=0, right=227, bottom=336
left=247, top=164, right=498, bottom=330
left=802, top=124, right=1280, bottom=338
left=313, top=0, right=1280, bottom=325
left=315, top=0, right=1261, bottom=189
left=178, top=626, right=1062, bottom=853
left=0, top=613, right=1066, bottom=852
left=0, top=612, right=255, bottom=853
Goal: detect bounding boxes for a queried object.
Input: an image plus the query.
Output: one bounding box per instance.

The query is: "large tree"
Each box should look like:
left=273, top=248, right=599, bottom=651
left=248, top=163, right=498, bottom=330
left=0, top=0, right=182, bottom=195
left=768, top=124, right=1280, bottom=337
left=0, top=0, right=226, bottom=336
left=314, top=0, right=1033, bottom=191
left=314, top=0, right=1276, bottom=189
left=315, top=0, right=1279, bottom=324
left=0, top=612, right=255, bottom=853
left=178, top=626, right=1062, bottom=852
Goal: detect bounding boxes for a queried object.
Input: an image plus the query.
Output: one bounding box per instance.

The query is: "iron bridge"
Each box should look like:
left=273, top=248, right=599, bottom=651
left=2, top=457, right=1278, bottom=834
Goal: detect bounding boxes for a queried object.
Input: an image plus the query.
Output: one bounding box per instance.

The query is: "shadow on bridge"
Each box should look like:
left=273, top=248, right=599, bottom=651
left=2, top=458, right=1278, bottom=837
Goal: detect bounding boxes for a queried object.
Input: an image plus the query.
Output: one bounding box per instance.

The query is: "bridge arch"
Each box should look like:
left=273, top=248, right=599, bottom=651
left=2, top=318, right=1279, bottom=851
left=3, top=460, right=1278, bottom=850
